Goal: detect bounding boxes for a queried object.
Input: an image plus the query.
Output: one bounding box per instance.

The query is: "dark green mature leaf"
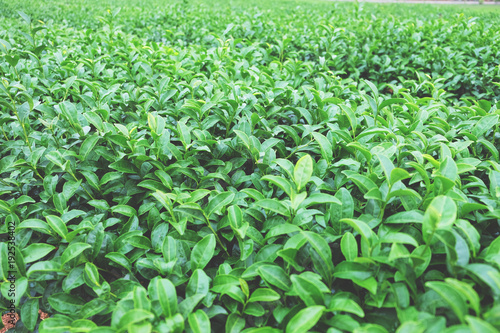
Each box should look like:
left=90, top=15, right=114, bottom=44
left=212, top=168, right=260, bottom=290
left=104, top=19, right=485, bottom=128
left=39, top=317, right=72, bottom=332
left=426, top=281, right=467, bottom=323
left=21, top=244, right=56, bottom=263
left=48, top=293, right=85, bottom=314
left=205, top=191, right=235, bottom=219
left=27, top=261, right=61, bottom=277
left=301, top=231, right=334, bottom=283
left=21, top=298, right=39, bottom=331
left=109, top=159, right=137, bottom=174
left=191, top=234, right=216, bottom=270
left=188, top=309, right=211, bottom=333
left=46, top=215, right=68, bottom=239
left=340, top=219, right=377, bottom=248
left=291, top=274, right=325, bottom=306
left=258, top=265, right=291, bottom=291
left=61, top=243, right=91, bottom=265
left=80, top=135, right=99, bottom=160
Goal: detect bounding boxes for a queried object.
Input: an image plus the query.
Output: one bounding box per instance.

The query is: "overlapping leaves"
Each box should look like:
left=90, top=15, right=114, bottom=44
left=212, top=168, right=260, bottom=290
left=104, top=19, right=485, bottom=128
left=0, top=0, right=500, bottom=332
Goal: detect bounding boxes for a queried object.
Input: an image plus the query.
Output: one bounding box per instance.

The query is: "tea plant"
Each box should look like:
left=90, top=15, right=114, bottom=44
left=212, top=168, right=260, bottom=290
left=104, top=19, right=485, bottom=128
left=0, top=0, right=500, bottom=332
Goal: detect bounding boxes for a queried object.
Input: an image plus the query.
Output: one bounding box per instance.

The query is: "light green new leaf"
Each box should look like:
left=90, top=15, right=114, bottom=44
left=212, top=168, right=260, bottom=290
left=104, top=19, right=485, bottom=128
left=422, top=195, right=457, bottom=243
left=117, top=309, right=154, bottom=331
left=390, top=168, right=411, bottom=186
left=341, top=105, right=357, bottom=132
left=228, top=205, right=243, bottom=230
left=294, top=154, right=313, bottom=192
left=84, top=263, right=100, bottom=287
left=162, top=236, right=177, bottom=263
left=186, top=269, right=210, bottom=298
left=329, top=294, right=365, bottom=317
left=300, top=193, right=341, bottom=209
left=465, top=263, right=500, bottom=298
left=248, top=288, right=281, bottom=302
left=285, top=305, right=325, bottom=333
left=234, top=129, right=251, bottom=149
left=21, top=243, right=56, bottom=263
left=225, top=313, right=246, bottom=333
left=177, top=119, right=192, bottom=147
left=377, top=154, right=395, bottom=184
left=445, top=278, right=480, bottom=316
left=466, top=316, right=498, bottom=333
left=188, top=309, right=211, bottom=333
left=439, top=156, right=458, bottom=183
left=39, top=318, right=72, bottom=332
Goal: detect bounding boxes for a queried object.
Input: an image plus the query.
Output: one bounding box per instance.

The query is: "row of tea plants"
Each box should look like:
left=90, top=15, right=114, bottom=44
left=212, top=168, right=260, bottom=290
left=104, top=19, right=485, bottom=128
left=0, top=0, right=499, bottom=332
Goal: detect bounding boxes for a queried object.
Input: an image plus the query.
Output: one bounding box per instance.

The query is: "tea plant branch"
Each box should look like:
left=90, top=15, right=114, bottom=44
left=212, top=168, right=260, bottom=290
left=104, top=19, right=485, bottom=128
left=286, top=140, right=312, bottom=160
left=65, top=168, right=95, bottom=200
left=0, top=126, right=9, bottom=141
left=203, top=215, right=230, bottom=256
left=0, top=94, right=32, bottom=152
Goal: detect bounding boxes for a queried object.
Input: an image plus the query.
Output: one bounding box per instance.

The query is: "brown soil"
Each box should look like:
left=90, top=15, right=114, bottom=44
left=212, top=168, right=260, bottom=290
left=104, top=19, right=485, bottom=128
left=0, top=310, right=49, bottom=333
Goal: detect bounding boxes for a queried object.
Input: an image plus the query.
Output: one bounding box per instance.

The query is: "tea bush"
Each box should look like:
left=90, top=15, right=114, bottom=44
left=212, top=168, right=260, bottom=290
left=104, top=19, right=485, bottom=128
left=0, top=0, right=499, bottom=332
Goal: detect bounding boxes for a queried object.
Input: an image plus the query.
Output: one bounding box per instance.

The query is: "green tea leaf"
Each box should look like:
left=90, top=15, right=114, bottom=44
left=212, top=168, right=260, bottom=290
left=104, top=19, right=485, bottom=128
left=191, top=234, right=216, bottom=270
left=46, top=215, right=68, bottom=239
left=294, top=154, right=313, bottom=192
left=258, top=265, right=291, bottom=291
left=341, top=232, right=357, bottom=261
left=188, top=309, right=211, bottom=333
left=426, top=281, right=467, bottom=323
left=285, top=305, right=325, bottom=333
left=422, top=196, right=457, bottom=243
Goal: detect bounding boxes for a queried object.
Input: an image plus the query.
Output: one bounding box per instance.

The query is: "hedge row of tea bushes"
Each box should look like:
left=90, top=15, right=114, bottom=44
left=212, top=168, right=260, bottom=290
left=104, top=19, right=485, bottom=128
left=0, top=0, right=500, bottom=332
